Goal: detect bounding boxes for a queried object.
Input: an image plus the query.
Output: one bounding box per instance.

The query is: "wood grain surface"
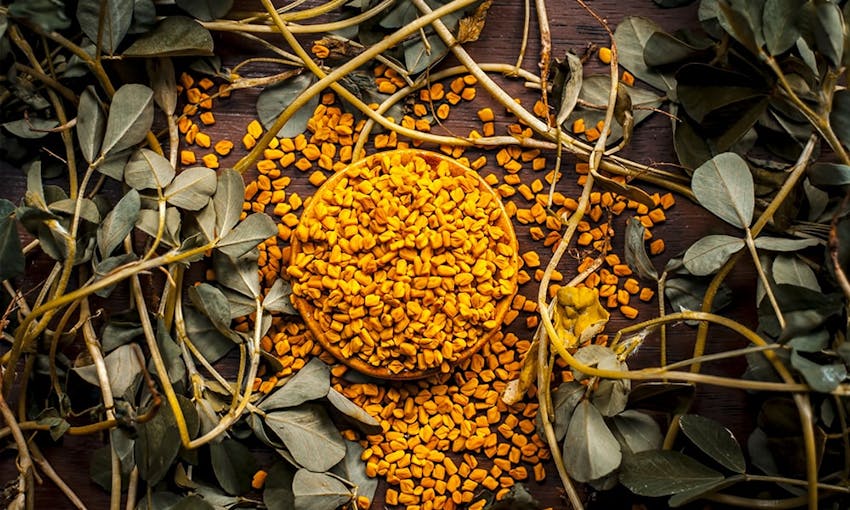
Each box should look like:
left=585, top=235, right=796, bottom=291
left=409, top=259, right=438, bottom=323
left=0, top=1, right=758, bottom=509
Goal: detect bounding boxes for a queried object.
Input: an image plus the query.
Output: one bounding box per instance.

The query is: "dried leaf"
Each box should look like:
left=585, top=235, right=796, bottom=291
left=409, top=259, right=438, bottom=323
left=753, top=236, right=819, bottom=252
left=264, top=404, right=347, bottom=472
left=135, top=207, right=181, bottom=247
left=553, top=287, right=610, bottom=349
left=183, top=305, right=236, bottom=363
left=772, top=255, right=819, bottom=292
left=101, top=84, right=154, bottom=156
left=553, top=52, right=584, bottom=127
left=552, top=381, right=585, bottom=441
left=456, top=0, right=492, bottom=43
left=260, top=358, right=331, bottom=410
left=213, top=250, right=261, bottom=299
left=263, top=279, right=298, bottom=315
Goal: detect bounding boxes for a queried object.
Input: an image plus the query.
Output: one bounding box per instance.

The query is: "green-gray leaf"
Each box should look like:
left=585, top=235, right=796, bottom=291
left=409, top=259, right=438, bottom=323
left=260, top=358, right=330, bottom=410
left=135, top=396, right=182, bottom=485
left=683, top=235, right=745, bottom=276
left=831, top=90, right=850, bottom=150
left=176, top=0, right=233, bottom=21
left=135, top=207, right=181, bottom=247
left=592, top=377, right=630, bottom=417
left=762, top=0, right=805, bottom=55
left=77, top=87, right=106, bottom=164
left=125, top=149, right=175, bottom=190
left=210, top=439, right=256, bottom=495
left=691, top=152, right=754, bottom=228
left=620, top=450, right=724, bottom=496
left=217, top=213, right=277, bottom=258
left=102, top=84, right=154, bottom=156
left=613, top=16, right=677, bottom=92
left=553, top=381, right=585, bottom=441
left=73, top=343, right=142, bottom=398
left=98, top=189, right=140, bottom=258
left=325, top=388, right=382, bottom=435
left=263, top=279, right=298, bottom=315
left=563, top=400, right=622, bottom=482
left=331, top=441, right=379, bottom=506
left=265, top=404, right=347, bottom=472
left=263, top=463, right=295, bottom=510
left=625, top=217, right=658, bottom=281
left=213, top=250, right=261, bottom=299
left=0, top=199, right=24, bottom=281
left=292, top=469, right=352, bottom=510
left=76, top=0, right=134, bottom=55
left=611, top=410, right=663, bottom=455
left=156, top=318, right=185, bottom=384
left=808, top=162, right=850, bottom=188
left=791, top=350, right=847, bottom=393
left=165, top=167, right=217, bottom=211
left=188, top=283, right=233, bottom=340
left=753, top=236, right=819, bottom=252
left=679, top=414, right=746, bottom=473
left=257, top=74, right=319, bottom=138
left=213, top=168, right=244, bottom=238
left=183, top=305, right=236, bottom=363
left=3, top=117, right=59, bottom=139
left=772, top=255, right=819, bottom=291
left=124, top=16, right=214, bottom=57
left=815, top=1, right=844, bottom=69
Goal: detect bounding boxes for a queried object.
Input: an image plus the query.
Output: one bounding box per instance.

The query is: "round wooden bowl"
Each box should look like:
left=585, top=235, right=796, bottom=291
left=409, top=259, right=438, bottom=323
left=288, top=149, right=519, bottom=380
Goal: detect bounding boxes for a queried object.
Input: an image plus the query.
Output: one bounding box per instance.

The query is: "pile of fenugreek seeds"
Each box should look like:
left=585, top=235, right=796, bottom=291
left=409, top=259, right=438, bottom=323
left=175, top=54, right=673, bottom=509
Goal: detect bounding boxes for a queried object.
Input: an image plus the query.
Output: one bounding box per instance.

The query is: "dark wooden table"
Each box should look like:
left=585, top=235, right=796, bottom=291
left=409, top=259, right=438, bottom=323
left=1, top=1, right=759, bottom=509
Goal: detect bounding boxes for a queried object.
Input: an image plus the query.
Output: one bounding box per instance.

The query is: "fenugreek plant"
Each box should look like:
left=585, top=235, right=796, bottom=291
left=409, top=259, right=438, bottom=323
left=5, top=0, right=848, bottom=509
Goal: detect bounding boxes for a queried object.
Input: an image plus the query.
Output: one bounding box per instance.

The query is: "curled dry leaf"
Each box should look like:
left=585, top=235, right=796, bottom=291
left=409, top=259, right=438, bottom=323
left=553, top=287, right=610, bottom=350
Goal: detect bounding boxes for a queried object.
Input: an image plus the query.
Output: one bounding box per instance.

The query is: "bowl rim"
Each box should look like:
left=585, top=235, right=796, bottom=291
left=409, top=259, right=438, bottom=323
left=288, top=148, right=520, bottom=380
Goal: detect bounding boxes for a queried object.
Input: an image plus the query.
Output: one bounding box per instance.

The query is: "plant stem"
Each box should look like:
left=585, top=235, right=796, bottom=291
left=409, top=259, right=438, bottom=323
left=29, top=442, right=86, bottom=510
left=0, top=375, right=34, bottom=510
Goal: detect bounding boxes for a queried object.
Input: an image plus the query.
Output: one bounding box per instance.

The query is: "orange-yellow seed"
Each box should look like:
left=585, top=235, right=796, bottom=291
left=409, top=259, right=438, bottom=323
left=650, top=238, right=665, bottom=255
left=199, top=111, right=215, bottom=125
left=572, top=118, right=586, bottom=134
left=214, top=140, right=234, bottom=156
left=247, top=119, right=263, bottom=139
left=599, top=47, right=613, bottom=64
left=477, top=107, right=494, bottom=122
left=180, top=150, right=196, bottom=165
left=436, top=104, right=451, bottom=120
left=621, top=305, right=639, bottom=319
left=639, top=287, right=655, bottom=302
left=622, top=71, right=635, bottom=87
left=202, top=153, right=219, bottom=169
left=251, top=470, right=268, bottom=490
